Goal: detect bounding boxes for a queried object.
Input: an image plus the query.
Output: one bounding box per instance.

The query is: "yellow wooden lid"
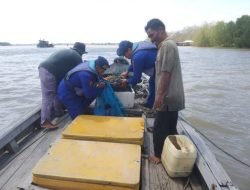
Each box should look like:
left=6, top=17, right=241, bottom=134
left=62, top=115, right=144, bottom=145
left=32, top=139, right=141, bottom=189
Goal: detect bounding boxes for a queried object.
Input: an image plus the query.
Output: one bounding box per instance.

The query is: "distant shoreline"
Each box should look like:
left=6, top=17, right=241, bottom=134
left=0, top=42, right=118, bottom=46
left=1, top=42, right=249, bottom=50
left=0, top=42, right=11, bottom=46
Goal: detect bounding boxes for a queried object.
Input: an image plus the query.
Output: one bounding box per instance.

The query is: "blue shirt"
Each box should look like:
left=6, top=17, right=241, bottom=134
left=127, top=48, right=157, bottom=85
left=58, top=61, right=103, bottom=100
left=66, top=71, right=103, bottom=99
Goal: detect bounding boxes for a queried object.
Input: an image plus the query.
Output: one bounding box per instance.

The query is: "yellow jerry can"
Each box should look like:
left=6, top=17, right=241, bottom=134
left=161, top=135, right=197, bottom=177
left=62, top=115, right=144, bottom=145
left=32, top=139, right=141, bottom=190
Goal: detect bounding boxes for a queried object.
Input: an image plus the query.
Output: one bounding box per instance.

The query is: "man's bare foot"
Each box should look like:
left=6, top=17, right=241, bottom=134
left=149, top=156, right=161, bottom=164
left=41, top=121, right=58, bottom=129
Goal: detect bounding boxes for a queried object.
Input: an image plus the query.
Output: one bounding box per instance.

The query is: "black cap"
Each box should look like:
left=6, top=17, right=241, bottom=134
left=116, top=40, right=132, bottom=56
left=72, top=42, right=87, bottom=55
left=95, top=56, right=110, bottom=70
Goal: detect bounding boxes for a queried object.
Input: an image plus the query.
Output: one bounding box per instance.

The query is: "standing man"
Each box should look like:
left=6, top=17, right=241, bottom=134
left=116, top=40, right=157, bottom=108
left=145, top=19, right=185, bottom=164
left=39, top=42, right=87, bottom=129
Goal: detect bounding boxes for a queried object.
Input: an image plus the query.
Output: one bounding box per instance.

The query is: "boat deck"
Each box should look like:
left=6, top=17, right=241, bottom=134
left=143, top=123, right=203, bottom=190
left=0, top=115, right=71, bottom=190
left=0, top=114, right=203, bottom=190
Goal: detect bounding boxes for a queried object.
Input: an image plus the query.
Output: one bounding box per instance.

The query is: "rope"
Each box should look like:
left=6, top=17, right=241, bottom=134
left=183, top=176, right=191, bottom=190
left=179, top=114, right=250, bottom=168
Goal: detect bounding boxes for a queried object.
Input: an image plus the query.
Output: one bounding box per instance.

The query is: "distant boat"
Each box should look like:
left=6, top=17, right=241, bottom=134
left=0, top=42, right=11, bottom=46
left=177, top=40, right=193, bottom=46
left=37, top=40, right=54, bottom=48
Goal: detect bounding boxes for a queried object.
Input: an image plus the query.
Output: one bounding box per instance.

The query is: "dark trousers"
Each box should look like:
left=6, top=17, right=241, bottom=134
left=153, top=110, right=178, bottom=157
left=145, top=76, right=155, bottom=108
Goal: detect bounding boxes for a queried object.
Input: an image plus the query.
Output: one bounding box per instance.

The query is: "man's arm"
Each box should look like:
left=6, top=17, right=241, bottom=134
left=127, top=55, right=144, bottom=85
left=128, top=64, right=133, bottom=72
left=154, top=71, right=170, bottom=109
left=80, top=73, right=103, bottom=98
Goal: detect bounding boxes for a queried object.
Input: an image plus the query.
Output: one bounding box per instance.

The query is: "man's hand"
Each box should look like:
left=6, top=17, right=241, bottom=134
left=103, top=75, right=114, bottom=81
left=153, top=71, right=170, bottom=110
left=120, top=79, right=127, bottom=88
left=120, top=71, right=128, bottom=78
left=153, top=94, right=164, bottom=110
left=96, top=81, right=106, bottom=88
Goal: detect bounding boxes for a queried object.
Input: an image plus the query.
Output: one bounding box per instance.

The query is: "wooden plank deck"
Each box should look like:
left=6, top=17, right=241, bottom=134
left=145, top=117, right=238, bottom=190
left=0, top=113, right=238, bottom=190
left=0, top=114, right=203, bottom=190
left=177, top=119, right=238, bottom=190
left=0, top=115, right=71, bottom=190
left=144, top=118, right=203, bottom=190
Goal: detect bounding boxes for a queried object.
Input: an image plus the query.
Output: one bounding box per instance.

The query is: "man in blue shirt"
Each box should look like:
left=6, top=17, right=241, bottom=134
left=58, top=56, right=110, bottom=119
left=116, top=40, right=157, bottom=108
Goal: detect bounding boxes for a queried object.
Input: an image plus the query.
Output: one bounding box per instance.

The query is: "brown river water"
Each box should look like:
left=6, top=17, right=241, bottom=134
left=0, top=45, right=249, bottom=189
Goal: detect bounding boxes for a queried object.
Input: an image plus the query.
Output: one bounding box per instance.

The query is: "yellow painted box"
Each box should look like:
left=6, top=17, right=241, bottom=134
left=32, top=139, right=141, bottom=190
left=62, top=115, right=145, bottom=145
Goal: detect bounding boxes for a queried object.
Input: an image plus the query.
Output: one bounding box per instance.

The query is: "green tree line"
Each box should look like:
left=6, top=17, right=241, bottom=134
left=172, top=15, right=250, bottom=48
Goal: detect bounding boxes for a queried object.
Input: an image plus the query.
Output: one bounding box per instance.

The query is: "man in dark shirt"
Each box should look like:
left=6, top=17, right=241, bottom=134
left=38, top=42, right=87, bottom=129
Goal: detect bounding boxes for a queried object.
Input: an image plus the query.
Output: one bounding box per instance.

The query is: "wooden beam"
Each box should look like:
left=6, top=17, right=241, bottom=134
left=5, top=140, right=19, bottom=154
left=141, top=158, right=150, bottom=190
left=0, top=116, right=71, bottom=190
left=177, top=120, right=239, bottom=190
left=0, top=106, right=41, bottom=151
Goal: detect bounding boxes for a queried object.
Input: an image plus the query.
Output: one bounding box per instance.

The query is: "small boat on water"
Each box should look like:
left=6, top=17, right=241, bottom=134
left=37, top=40, right=54, bottom=48
left=176, top=40, right=193, bottom=46
left=0, top=77, right=239, bottom=190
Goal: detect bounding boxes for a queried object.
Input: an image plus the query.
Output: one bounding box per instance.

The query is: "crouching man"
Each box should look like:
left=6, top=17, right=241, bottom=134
left=58, top=56, right=110, bottom=119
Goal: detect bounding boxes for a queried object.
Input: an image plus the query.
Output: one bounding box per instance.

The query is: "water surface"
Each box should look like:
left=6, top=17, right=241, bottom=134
left=0, top=45, right=249, bottom=189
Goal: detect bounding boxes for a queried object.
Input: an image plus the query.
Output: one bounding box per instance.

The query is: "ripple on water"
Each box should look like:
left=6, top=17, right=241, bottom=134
left=0, top=46, right=250, bottom=190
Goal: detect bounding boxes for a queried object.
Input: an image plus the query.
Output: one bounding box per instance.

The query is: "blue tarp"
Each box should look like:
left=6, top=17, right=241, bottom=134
left=94, top=83, right=126, bottom=116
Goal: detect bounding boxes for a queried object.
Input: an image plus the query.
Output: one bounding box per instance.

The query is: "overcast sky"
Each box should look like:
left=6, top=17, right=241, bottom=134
left=0, top=0, right=249, bottom=44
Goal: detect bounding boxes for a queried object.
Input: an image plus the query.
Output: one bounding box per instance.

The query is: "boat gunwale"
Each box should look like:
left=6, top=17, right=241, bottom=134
left=0, top=108, right=239, bottom=190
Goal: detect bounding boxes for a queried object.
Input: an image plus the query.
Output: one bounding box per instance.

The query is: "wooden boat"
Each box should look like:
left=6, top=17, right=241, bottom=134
left=0, top=102, right=239, bottom=190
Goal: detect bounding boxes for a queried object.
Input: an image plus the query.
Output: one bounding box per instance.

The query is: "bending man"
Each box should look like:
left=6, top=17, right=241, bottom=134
left=116, top=40, right=157, bottom=108
left=39, top=42, right=87, bottom=129
left=58, top=56, right=110, bottom=120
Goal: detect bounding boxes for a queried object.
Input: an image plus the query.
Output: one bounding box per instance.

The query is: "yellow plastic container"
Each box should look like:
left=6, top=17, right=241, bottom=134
left=62, top=115, right=144, bottom=145
left=32, top=139, right=141, bottom=190
left=161, top=135, right=197, bottom=177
